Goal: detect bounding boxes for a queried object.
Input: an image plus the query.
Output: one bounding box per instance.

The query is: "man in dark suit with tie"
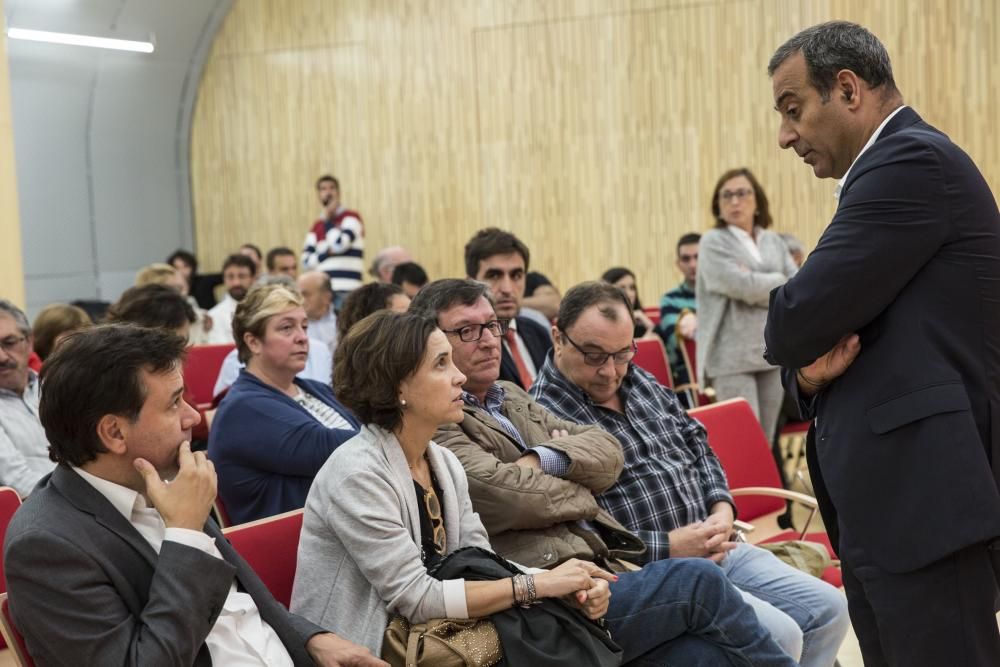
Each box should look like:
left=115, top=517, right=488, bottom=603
left=764, top=21, right=1000, bottom=666
left=3, top=324, right=384, bottom=666
left=465, top=228, right=552, bottom=389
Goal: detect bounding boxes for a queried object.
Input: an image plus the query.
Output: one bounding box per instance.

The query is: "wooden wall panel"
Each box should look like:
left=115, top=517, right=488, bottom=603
left=192, top=0, right=1000, bottom=307
left=0, top=2, right=25, bottom=308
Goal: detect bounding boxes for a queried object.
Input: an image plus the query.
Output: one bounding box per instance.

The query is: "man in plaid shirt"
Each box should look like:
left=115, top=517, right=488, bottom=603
left=532, top=281, right=849, bottom=667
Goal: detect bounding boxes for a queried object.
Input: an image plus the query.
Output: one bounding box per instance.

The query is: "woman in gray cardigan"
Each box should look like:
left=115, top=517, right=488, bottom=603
left=696, top=168, right=798, bottom=441
left=290, top=311, right=613, bottom=654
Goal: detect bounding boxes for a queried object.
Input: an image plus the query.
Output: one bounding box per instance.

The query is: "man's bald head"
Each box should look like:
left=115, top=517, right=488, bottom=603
left=369, top=246, right=413, bottom=283
left=297, top=271, right=334, bottom=320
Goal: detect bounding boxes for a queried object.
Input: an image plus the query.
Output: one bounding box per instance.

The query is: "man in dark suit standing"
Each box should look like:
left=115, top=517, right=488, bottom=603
left=465, top=228, right=552, bottom=389
left=764, top=21, right=1000, bottom=666
left=3, top=324, right=385, bottom=667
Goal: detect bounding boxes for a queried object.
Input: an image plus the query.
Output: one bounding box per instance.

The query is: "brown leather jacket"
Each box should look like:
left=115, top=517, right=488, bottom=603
left=433, top=382, right=646, bottom=569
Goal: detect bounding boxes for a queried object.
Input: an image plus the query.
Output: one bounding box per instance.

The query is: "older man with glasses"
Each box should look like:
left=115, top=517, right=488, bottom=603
left=532, top=282, right=850, bottom=667
left=410, top=279, right=799, bottom=667
left=0, top=299, right=54, bottom=496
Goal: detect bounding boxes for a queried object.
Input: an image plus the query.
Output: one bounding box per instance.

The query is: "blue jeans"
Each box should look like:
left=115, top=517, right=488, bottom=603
left=605, top=558, right=797, bottom=666
left=722, top=543, right=849, bottom=667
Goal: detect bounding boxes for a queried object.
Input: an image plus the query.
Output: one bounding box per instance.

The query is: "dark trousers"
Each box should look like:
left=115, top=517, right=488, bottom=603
left=840, top=536, right=1000, bottom=666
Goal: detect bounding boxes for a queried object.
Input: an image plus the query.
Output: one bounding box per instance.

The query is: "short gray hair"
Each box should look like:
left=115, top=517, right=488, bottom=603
left=409, top=279, right=494, bottom=323
left=768, top=21, right=897, bottom=101
left=0, top=300, right=30, bottom=336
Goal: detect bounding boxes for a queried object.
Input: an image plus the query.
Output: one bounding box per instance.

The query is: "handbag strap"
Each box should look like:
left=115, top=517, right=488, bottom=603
left=406, top=629, right=422, bottom=667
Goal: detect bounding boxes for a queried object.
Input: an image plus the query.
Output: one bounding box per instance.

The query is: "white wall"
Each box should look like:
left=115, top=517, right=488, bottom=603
left=4, top=0, right=231, bottom=317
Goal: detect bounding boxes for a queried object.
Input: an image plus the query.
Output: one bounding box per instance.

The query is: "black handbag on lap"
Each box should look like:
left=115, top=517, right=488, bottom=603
left=426, top=546, right=623, bottom=667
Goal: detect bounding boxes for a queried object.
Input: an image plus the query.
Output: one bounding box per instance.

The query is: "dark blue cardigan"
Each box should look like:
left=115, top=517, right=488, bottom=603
left=208, top=370, right=359, bottom=524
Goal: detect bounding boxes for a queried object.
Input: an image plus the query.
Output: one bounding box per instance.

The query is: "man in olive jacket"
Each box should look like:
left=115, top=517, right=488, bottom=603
left=409, top=279, right=800, bottom=666
left=432, top=307, right=640, bottom=568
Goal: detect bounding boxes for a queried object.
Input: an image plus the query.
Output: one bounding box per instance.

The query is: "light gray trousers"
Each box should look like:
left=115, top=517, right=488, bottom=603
left=711, top=368, right=784, bottom=441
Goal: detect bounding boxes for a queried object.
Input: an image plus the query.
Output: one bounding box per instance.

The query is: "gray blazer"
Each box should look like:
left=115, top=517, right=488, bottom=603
left=290, top=425, right=494, bottom=654
left=695, top=226, right=797, bottom=386
left=2, top=464, right=324, bottom=667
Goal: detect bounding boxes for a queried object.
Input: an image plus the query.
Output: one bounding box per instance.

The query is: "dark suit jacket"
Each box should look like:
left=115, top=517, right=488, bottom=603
left=499, top=316, right=553, bottom=389
left=764, top=107, right=1000, bottom=573
left=3, top=465, right=325, bottom=666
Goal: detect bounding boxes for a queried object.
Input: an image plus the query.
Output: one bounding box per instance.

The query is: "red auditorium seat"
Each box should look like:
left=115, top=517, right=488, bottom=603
left=0, top=486, right=23, bottom=650
left=633, top=338, right=673, bottom=388
left=689, top=399, right=841, bottom=588
left=642, top=306, right=661, bottom=328
left=0, top=594, right=33, bottom=667
left=222, top=509, right=304, bottom=608
left=183, top=343, right=236, bottom=409
left=676, top=336, right=714, bottom=407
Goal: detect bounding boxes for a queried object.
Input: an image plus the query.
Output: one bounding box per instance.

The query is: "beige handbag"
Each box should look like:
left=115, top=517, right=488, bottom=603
left=758, top=540, right=833, bottom=579
left=381, top=615, right=503, bottom=667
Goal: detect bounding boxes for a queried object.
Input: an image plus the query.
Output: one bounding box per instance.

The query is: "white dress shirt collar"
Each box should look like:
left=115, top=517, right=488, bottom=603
left=834, top=105, right=907, bottom=200
left=69, top=467, right=295, bottom=667
left=73, top=465, right=144, bottom=520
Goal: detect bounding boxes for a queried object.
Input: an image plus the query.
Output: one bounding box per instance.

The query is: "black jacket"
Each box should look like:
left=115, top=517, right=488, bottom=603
left=765, top=107, right=1000, bottom=572
left=499, top=316, right=552, bottom=389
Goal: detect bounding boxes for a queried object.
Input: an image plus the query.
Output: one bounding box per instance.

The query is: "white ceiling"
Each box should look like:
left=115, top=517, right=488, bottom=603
left=3, top=0, right=233, bottom=313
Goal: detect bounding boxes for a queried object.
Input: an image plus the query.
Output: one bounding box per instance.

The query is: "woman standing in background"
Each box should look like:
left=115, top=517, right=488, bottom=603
left=696, top=168, right=797, bottom=440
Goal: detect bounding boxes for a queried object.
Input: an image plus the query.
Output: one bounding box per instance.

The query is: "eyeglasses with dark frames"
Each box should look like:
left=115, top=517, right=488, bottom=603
left=440, top=318, right=510, bottom=343
left=559, top=330, right=637, bottom=367
left=719, top=188, right=754, bottom=202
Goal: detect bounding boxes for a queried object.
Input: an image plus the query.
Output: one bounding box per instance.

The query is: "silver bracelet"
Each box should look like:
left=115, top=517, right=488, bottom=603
left=511, top=573, right=539, bottom=607
left=523, top=574, right=537, bottom=604
left=512, top=574, right=525, bottom=606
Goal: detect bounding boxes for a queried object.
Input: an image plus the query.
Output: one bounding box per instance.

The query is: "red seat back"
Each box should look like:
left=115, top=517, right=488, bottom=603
left=0, top=487, right=23, bottom=650
left=222, top=510, right=304, bottom=608
left=0, top=594, right=34, bottom=666
left=633, top=338, right=673, bottom=388
left=678, top=336, right=716, bottom=406
left=688, top=399, right=785, bottom=519
left=680, top=336, right=698, bottom=384
left=213, top=496, right=233, bottom=529
left=0, top=487, right=23, bottom=594
left=642, top=306, right=661, bottom=328
left=183, top=344, right=235, bottom=407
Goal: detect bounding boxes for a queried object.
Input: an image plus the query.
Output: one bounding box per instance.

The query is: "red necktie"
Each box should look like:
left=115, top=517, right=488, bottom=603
left=504, top=329, right=534, bottom=389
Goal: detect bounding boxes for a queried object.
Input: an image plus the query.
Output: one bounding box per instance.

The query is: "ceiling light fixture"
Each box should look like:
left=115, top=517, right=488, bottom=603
left=7, top=28, right=154, bottom=53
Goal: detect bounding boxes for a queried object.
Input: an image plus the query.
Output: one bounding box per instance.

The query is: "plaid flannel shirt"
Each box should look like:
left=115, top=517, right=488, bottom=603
left=532, top=355, right=734, bottom=562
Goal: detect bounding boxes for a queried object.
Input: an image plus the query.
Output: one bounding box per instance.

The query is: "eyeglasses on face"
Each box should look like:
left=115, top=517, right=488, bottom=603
left=559, top=330, right=637, bottom=367
left=0, top=335, right=27, bottom=354
left=440, top=318, right=510, bottom=343
left=719, top=188, right=754, bottom=202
